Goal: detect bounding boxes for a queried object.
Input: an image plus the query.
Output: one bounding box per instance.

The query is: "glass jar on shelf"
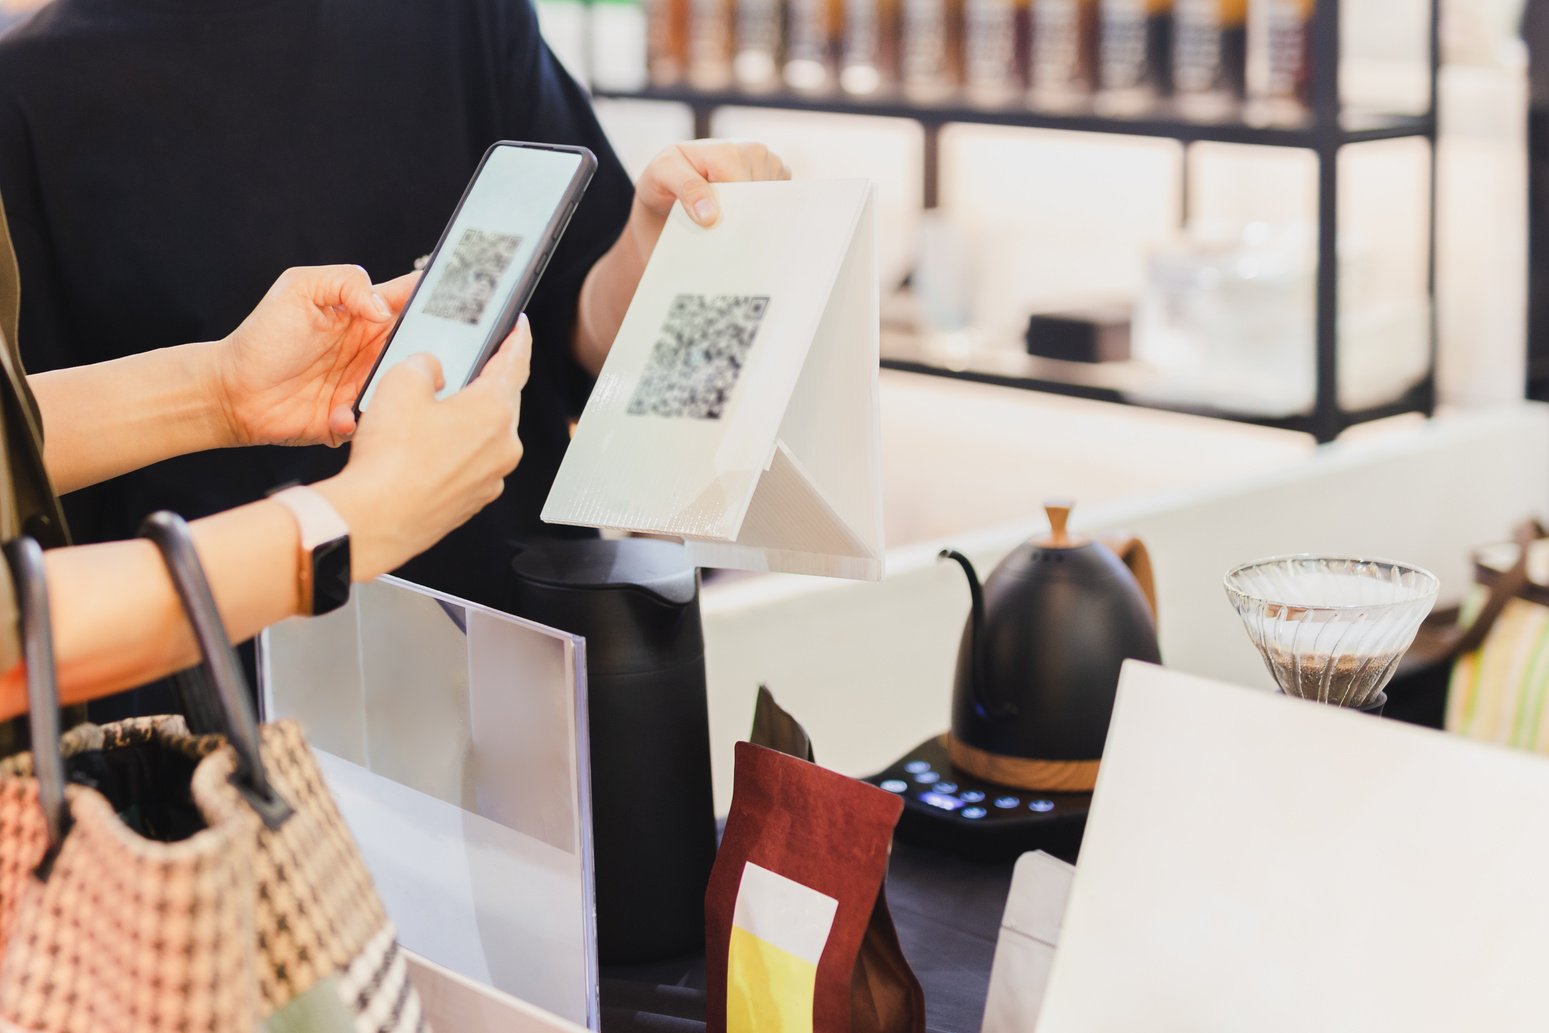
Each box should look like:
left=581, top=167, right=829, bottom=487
left=1172, top=0, right=1247, bottom=118
left=687, top=0, right=736, bottom=88
left=1030, top=0, right=1099, bottom=109
left=735, top=0, right=787, bottom=90
left=840, top=0, right=900, bottom=94
left=646, top=0, right=691, bottom=85
left=964, top=0, right=1030, bottom=106
left=1096, top=0, right=1173, bottom=115
left=901, top=0, right=965, bottom=102
left=1247, top=0, right=1313, bottom=123
left=785, top=0, right=842, bottom=91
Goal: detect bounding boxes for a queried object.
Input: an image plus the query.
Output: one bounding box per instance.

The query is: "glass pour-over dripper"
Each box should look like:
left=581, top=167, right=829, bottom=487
left=1224, top=556, right=1439, bottom=710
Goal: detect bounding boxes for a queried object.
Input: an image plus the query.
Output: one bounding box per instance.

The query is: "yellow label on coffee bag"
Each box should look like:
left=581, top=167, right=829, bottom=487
left=726, top=863, right=839, bottom=1033
left=728, top=928, right=820, bottom=1033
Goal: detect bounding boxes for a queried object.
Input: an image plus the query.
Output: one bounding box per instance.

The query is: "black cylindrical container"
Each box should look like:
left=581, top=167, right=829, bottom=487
left=509, top=539, right=716, bottom=964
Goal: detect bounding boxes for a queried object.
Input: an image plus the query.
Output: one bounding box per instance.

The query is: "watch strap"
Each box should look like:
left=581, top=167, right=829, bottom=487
left=270, top=485, right=350, bottom=550
left=270, top=485, right=351, bottom=616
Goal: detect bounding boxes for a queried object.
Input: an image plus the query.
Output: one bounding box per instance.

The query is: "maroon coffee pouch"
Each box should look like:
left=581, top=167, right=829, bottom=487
left=706, top=741, right=925, bottom=1033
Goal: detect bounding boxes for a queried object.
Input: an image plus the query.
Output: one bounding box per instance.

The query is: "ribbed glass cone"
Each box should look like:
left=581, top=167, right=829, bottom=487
left=1224, top=556, right=1440, bottom=709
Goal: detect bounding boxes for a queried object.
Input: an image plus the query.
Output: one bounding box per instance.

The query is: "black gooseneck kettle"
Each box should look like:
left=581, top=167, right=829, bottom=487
left=940, top=501, right=1161, bottom=793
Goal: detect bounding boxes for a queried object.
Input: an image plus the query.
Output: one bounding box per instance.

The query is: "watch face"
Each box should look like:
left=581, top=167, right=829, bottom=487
left=314, top=536, right=352, bottom=615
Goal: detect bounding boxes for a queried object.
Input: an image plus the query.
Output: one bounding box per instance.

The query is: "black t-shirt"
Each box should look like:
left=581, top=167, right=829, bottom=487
left=0, top=0, right=632, bottom=609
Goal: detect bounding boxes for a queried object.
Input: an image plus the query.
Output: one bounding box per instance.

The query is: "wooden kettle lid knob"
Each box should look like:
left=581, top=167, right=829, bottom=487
left=1036, top=499, right=1085, bottom=549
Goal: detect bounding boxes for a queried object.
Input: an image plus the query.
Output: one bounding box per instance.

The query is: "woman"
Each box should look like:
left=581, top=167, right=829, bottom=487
left=0, top=0, right=794, bottom=613
left=0, top=137, right=788, bottom=723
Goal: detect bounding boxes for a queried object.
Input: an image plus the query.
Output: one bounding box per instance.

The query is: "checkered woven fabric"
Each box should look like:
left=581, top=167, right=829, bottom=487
left=0, top=717, right=260, bottom=1032
left=335, top=924, right=426, bottom=1033
left=0, top=718, right=219, bottom=953
left=0, top=716, right=430, bottom=1033
left=189, top=718, right=425, bottom=1032
left=0, top=745, right=51, bottom=957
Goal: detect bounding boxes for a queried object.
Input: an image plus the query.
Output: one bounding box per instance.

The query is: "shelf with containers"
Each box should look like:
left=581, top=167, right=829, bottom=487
left=596, top=0, right=1440, bottom=443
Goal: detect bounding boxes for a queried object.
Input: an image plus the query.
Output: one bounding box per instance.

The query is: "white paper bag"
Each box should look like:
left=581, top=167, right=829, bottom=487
left=981, top=851, right=1076, bottom=1033
left=1037, top=661, right=1549, bottom=1033
left=542, top=179, right=884, bottom=580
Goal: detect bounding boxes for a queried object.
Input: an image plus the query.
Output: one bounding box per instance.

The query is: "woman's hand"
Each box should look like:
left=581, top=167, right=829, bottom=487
left=9, top=316, right=531, bottom=720
left=623, top=138, right=791, bottom=264
left=574, top=138, right=790, bottom=375
left=315, top=317, right=532, bottom=582
left=213, top=265, right=419, bottom=449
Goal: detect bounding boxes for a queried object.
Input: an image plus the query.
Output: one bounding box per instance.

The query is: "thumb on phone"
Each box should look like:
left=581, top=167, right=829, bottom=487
left=372, top=353, right=447, bottom=411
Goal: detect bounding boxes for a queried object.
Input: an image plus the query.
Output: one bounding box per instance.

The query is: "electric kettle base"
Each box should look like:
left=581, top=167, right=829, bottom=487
left=867, top=736, right=1090, bottom=863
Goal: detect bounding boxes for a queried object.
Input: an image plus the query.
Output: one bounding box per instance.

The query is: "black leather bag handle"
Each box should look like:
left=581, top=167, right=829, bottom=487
left=139, top=511, right=293, bottom=829
left=3, top=536, right=69, bottom=870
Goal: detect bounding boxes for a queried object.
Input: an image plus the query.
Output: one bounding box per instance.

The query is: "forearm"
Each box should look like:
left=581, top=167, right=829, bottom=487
left=30, top=342, right=234, bottom=493
left=0, top=495, right=301, bottom=723
left=573, top=209, right=658, bottom=376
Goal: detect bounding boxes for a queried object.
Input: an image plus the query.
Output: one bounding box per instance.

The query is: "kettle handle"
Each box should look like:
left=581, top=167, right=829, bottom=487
left=1107, top=534, right=1159, bottom=628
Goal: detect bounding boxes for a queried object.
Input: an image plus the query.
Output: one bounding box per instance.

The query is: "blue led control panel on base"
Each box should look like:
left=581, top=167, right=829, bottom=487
left=866, top=735, right=1090, bottom=862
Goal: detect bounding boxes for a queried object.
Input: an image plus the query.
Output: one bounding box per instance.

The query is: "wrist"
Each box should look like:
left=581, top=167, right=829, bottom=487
left=313, top=472, right=397, bottom=583
left=622, top=197, right=668, bottom=266
left=194, top=339, right=246, bottom=449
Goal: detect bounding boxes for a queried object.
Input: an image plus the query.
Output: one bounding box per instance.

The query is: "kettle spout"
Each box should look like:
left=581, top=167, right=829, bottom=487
left=939, top=550, right=1010, bottom=719
left=939, top=549, right=985, bottom=641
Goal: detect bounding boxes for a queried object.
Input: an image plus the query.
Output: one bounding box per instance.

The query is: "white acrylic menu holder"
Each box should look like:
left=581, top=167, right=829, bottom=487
left=259, top=577, right=598, bottom=1029
left=542, top=179, right=884, bottom=581
left=405, top=950, right=589, bottom=1033
left=1036, top=661, right=1549, bottom=1033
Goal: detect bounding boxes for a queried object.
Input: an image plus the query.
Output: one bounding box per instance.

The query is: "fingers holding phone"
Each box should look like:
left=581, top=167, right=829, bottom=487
left=469, top=313, right=534, bottom=404
left=316, top=316, right=533, bottom=583
left=354, top=141, right=595, bottom=414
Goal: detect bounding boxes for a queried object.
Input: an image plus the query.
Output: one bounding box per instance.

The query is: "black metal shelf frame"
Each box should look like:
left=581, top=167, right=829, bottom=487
left=599, top=85, right=1435, bottom=150
left=596, top=0, right=1442, bottom=443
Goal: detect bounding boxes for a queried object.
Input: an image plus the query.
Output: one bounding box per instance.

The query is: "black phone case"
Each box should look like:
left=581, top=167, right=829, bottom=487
left=353, top=140, right=598, bottom=417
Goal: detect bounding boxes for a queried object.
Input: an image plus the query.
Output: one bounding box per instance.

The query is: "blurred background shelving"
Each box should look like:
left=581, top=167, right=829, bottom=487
left=532, top=0, right=1532, bottom=441
left=575, top=0, right=1447, bottom=441
left=596, top=85, right=1437, bottom=154
left=554, top=0, right=1536, bottom=446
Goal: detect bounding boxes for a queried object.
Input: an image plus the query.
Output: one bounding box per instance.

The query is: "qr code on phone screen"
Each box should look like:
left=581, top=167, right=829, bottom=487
left=627, top=295, right=770, bottom=420
left=423, top=229, right=523, bottom=325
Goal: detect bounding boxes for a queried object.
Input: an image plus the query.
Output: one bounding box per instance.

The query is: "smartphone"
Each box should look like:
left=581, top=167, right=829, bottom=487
left=354, top=141, right=597, bottom=414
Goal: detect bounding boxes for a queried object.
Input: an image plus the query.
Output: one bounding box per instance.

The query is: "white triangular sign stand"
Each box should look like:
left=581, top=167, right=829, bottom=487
left=543, top=179, right=883, bottom=581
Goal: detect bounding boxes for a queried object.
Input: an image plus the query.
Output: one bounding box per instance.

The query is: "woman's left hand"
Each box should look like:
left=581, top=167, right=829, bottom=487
left=214, top=265, right=419, bottom=448
left=571, top=138, right=791, bottom=375
left=626, top=139, right=792, bottom=251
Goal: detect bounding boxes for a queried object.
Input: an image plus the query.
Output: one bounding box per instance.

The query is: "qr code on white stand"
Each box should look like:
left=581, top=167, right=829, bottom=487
left=627, top=295, right=770, bottom=420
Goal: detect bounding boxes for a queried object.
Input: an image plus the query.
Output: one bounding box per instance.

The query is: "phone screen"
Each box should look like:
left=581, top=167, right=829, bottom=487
left=358, top=144, right=588, bottom=410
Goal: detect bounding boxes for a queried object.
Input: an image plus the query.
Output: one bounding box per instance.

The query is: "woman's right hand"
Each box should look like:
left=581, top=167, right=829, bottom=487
left=315, top=316, right=533, bottom=581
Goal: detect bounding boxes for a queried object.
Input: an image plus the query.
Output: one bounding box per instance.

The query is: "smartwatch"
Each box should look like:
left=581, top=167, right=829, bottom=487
left=269, top=485, right=352, bottom=616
